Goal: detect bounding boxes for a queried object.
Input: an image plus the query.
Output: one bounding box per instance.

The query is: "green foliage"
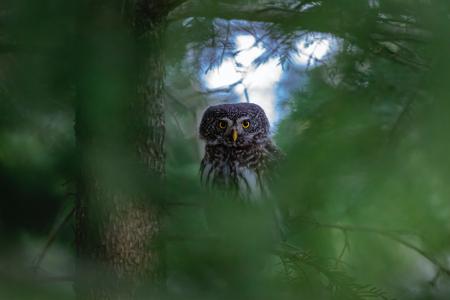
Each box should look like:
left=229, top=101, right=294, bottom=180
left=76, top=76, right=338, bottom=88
left=1, top=0, right=450, bottom=299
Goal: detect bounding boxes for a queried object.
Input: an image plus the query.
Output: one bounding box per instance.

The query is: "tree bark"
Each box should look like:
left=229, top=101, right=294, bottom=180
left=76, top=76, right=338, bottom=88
left=74, top=1, right=169, bottom=299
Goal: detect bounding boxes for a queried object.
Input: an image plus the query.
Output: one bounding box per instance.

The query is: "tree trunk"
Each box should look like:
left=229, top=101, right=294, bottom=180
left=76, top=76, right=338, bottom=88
left=74, top=1, right=168, bottom=299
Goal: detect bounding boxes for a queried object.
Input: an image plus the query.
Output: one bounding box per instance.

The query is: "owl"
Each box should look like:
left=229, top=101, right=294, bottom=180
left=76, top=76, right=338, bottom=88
left=199, top=103, right=286, bottom=238
left=199, top=102, right=282, bottom=196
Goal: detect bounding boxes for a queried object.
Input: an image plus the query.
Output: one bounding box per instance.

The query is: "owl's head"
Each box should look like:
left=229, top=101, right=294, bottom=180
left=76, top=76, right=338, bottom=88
left=199, top=103, right=270, bottom=147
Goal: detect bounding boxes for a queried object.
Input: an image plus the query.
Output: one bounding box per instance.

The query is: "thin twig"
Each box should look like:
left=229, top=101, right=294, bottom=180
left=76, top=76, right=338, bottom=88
left=388, top=97, right=414, bottom=143
left=316, top=222, right=450, bottom=277
left=33, top=207, right=75, bottom=270
left=335, top=229, right=350, bottom=268
left=203, top=78, right=243, bottom=94
left=165, top=201, right=202, bottom=207
left=218, top=22, right=231, bottom=66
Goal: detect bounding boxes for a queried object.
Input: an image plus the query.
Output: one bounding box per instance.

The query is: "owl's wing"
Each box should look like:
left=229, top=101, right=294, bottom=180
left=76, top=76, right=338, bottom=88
left=199, top=157, right=211, bottom=187
left=264, top=140, right=285, bottom=181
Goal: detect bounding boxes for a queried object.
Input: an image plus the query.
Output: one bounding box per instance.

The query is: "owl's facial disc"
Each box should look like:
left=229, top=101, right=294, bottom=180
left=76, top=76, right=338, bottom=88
left=223, top=121, right=261, bottom=147
left=199, top=103, right=270, bottom=147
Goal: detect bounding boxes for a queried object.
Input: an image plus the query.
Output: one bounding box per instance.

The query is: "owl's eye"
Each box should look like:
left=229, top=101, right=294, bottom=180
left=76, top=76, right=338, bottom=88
left=218, top=121, right=227, bottom=129
left=242, top=120, right=250, bottom=129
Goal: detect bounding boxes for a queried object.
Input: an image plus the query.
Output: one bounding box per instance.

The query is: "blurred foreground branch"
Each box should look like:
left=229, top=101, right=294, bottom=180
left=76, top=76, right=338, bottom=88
left=169, top=1, right=431, bottom=44
left=315, top=222, right=450, bottom=277
left=277, top=243, right=391, bottom=300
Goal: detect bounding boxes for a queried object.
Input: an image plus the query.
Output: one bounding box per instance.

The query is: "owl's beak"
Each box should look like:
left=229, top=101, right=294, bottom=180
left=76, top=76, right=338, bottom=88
left=231, top=129, right=238, bottom=142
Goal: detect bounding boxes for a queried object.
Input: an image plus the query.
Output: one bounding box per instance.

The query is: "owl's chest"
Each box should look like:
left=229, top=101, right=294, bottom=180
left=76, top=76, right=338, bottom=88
left=200, top=146, right=268, bottom=199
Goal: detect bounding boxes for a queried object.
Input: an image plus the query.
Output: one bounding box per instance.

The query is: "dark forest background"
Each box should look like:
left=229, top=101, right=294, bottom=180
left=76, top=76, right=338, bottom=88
left=1, top=0, right=450, bottom=299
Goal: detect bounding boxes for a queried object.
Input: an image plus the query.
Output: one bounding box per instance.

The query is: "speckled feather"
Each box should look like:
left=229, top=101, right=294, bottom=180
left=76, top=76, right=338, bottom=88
left=199, top=103, right=282, bottom=201
left=200, top=142, right=282, bottom=201
left=199, top=103, right=286, bottom=239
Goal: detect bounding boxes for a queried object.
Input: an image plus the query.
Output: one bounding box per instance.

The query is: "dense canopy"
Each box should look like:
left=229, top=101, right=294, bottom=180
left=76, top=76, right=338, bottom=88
left=0, top=1, right=449, bottom=299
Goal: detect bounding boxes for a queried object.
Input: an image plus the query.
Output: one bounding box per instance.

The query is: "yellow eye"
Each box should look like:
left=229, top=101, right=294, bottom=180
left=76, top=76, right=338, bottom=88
left=242, top=120, right=250, bottom=128
left=218, top=121, right=227, bottom=129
